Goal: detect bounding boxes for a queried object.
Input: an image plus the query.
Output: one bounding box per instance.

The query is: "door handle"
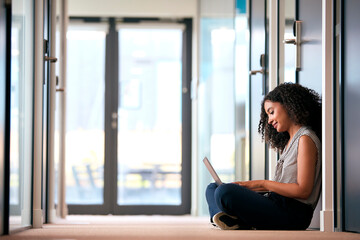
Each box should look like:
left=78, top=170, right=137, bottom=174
left=249, top=69, right=264, bottom=75
left=249, top=53, right=266, bottom=75
left=45, top=56, right=58, bottom=63
left=283, top=39, right=296, bottom=44
left=283, top=20, right=302, bottom=71
left=249, top=54, right=266, bottom=95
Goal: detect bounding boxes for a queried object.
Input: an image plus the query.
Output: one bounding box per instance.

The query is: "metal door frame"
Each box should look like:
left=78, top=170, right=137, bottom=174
left=43, top=0, right=58, bottom=224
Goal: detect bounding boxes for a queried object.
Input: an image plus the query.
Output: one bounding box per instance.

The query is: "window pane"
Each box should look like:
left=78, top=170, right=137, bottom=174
left=65, top=27, right=106, bottom=204
left=117, top=28, right=182, bottom=205
left=280, top=0, right=296, bottom=83
left=9, top=0, right=34, bottom=230
left=197, top=0, right=236, bottom=215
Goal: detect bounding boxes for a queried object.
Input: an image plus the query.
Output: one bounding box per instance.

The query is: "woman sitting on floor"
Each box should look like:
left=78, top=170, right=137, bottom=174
left=206, top=83, right=322, bottom=230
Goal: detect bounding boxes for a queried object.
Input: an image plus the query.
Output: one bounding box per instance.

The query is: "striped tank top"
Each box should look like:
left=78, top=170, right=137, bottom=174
left=273, top=126, right=322, bottom=209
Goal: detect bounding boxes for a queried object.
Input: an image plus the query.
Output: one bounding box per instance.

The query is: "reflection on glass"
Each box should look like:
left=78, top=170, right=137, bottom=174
left=65, top=27, right=106, bottom=204
left=117, top=28, right=182, bottom=205
left=9, top=0, right=33, bottom=230
left=281, top=0, right=296, bottom=83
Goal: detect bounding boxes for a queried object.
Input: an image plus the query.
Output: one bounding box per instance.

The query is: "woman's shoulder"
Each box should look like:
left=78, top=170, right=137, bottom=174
left=298, top=126, right=315, bottom=135
left=298, top=126, right=321, bottom=150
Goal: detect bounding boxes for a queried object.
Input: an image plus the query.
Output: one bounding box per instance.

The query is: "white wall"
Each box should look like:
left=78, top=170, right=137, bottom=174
left=200, top=0, right=234, bottom=17
left=68, top=0, right=197, bottom=18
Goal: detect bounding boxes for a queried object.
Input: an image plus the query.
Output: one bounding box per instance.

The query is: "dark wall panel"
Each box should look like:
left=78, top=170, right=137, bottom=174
left=343, top=0, right=360, bottom=233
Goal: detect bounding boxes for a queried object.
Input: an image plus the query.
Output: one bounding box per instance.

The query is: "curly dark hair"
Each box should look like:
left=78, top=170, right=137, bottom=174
left=258, top=83, right=322, bottom=152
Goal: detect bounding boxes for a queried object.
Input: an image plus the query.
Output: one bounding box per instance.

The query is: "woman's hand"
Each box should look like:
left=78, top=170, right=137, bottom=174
left=232, top=180, right=268, bottom=192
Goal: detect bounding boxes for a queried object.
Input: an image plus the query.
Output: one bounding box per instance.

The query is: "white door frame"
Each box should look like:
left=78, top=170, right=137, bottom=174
left=33, top=0, right=44, bottom=228
left=321, top=0, right=334, bottom=232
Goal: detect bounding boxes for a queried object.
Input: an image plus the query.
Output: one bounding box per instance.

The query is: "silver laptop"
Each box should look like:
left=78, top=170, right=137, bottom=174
left=203, top=157, right=270, bottom=194
left=203, top=157, right=223, bottom=186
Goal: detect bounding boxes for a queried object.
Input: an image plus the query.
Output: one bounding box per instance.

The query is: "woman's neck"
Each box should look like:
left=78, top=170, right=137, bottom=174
left=288, top=124, right=302, bottom=139
left=284, top=124, right=302, bottom=151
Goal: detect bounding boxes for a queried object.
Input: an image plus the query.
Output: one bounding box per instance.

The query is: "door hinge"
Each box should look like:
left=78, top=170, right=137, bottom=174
left=44, top=39, right=49, bottom=55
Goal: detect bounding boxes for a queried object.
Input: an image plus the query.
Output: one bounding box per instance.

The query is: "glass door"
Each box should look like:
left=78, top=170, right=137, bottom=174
left=114, top=20, right=191, bottom=214
left=278, top=0, right=323, bottom=229
left=9, top=0, right=34, bottom=231
left=66, top=18, right=191, bottom=215
left=249, top=0, right=269, bottom=181
left=65, top=22, right=107, bottom=213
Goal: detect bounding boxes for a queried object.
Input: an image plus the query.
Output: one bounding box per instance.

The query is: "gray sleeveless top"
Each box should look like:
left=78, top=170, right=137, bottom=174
left=273, top=126, right=322, bottom=209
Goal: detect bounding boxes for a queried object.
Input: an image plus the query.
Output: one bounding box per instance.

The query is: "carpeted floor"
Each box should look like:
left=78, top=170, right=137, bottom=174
left=1, top=215, right=359, bottom=240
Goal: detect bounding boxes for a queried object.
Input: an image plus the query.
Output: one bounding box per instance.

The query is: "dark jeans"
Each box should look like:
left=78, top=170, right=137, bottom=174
left=205, top=183, right=314, bottom=230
